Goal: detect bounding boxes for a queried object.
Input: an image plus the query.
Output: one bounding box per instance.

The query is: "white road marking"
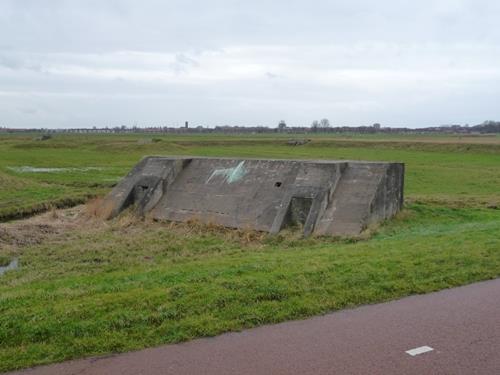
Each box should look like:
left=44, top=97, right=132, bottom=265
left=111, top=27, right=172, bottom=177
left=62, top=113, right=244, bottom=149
left=405, top=346, right=434, bottom=356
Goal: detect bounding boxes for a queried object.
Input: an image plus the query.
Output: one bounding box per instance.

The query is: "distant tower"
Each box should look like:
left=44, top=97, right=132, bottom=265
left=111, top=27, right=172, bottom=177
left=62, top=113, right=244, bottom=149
left=185, top=121, right=189, bottom=129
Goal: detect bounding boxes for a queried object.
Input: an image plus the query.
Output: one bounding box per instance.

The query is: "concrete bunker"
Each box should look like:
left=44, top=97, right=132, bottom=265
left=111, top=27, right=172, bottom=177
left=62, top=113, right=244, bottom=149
left=99, top=157, right=404, bottom=237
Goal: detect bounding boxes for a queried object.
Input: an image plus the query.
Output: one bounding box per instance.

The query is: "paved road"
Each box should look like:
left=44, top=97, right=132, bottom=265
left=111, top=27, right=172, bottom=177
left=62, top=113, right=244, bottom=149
left=9, top=279, right=500, bottom=375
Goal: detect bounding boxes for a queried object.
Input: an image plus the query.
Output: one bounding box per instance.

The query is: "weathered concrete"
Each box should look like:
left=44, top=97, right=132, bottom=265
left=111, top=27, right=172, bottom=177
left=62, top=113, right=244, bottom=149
left=99, top=157, right=404, bottom=236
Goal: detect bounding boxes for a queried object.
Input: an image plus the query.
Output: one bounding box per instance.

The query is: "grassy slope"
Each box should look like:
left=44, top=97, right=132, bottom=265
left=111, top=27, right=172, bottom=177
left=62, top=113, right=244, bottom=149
left=1, top=205, right=499, bottom=371
left=0, top=133, right=499, bottom=371
left=0, top=171, right=101, bottom=221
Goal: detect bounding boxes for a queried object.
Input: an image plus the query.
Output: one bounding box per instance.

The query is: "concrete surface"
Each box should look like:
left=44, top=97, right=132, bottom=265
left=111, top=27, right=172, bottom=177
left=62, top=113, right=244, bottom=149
left=99, top=156, right=404, bottom=236
left=9, top=278, right=500, bottom=375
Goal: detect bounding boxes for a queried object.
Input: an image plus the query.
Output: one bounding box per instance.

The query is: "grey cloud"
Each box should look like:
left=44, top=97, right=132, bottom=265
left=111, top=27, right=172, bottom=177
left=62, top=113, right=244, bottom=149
left=3, top=1, right=500, bottom=53
left=18, top=107, right=38, bottom=115
left=0, top=53, right=43, bottom=72
left=170, top=53, right=199, bottom=73
left=265, top=72, right=279, bottom=79
left=0, top=54, right=23, bottom=69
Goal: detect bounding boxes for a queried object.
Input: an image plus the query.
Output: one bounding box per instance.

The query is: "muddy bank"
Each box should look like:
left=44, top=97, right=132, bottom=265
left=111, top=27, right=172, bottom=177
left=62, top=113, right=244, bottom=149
left=0, top=205, right=103, bottom=250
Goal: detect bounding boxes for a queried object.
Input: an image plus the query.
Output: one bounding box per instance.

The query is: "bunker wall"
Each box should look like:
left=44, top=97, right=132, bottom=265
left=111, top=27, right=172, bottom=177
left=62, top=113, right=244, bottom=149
left=99, top=156, right=404, bottom=237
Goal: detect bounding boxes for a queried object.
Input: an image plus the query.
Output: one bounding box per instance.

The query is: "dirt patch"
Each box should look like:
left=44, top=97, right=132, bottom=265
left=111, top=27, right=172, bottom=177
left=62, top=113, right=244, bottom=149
left=0, top=223, right=60, bottom=247
left=0, top=205, right=104, bottom=249
left=85, top=197, right=116, bottom=219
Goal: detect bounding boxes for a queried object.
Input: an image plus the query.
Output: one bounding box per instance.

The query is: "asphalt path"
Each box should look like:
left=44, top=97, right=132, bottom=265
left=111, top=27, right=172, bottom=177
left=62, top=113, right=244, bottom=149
left=9, top=278, right=500, bottom=375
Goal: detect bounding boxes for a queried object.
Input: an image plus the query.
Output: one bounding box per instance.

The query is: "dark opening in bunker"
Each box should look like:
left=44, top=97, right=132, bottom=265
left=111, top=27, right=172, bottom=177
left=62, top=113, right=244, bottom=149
left=275, top=181, right=282, bottom=187
left=133, top=184, right=151, bottom=203
left=284, top=197, right=313, bottom=228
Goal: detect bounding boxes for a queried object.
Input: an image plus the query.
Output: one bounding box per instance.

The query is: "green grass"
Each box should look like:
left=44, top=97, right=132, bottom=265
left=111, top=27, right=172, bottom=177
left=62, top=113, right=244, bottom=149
left=0, top=170, right=101, bottom=221
left=0, top=132, right=499, bottom=371
left=1, top=133, right=499, bottom=221
left=1, top=204, right=499, bottom=371
left=0, top=256, right=11, bottom=267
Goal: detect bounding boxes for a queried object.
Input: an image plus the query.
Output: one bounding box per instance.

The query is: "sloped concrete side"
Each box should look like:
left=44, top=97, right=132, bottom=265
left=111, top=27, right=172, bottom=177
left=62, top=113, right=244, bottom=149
left=314, top=162, right=404, bottom=236
left=97, top=157, right=190, bottom=219
left=100, top=157, right=404, bottom=237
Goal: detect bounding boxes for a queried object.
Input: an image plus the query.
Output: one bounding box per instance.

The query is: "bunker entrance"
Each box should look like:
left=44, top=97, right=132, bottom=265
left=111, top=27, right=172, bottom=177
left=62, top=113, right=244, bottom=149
left=284, top=197, right=313, bottom=228
left=134, top=184, right=151, bottom=203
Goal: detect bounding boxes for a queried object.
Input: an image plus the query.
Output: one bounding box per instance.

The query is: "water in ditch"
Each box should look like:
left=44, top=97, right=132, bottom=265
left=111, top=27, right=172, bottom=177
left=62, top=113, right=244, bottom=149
left=0, top=258, right=18, bottom=276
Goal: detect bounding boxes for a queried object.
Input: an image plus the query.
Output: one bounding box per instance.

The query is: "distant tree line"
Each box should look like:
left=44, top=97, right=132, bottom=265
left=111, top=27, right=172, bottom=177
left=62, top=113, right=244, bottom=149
left=1, top=120, right=500, bottom=134
left=473, top=120, right=500, bottom=133
left=310, top=119, right=331, bottom=132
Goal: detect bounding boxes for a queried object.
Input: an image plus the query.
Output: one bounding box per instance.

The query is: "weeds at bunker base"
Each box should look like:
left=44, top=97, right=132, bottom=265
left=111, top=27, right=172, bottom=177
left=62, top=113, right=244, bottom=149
left=99, top=157, right=404, bottom=237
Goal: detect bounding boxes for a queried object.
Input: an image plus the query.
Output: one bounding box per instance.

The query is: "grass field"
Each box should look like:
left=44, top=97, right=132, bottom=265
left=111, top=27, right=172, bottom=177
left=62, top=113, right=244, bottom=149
left=0, top=132, right=499, bottom=372
left=1, top=133, right=499, bottom=221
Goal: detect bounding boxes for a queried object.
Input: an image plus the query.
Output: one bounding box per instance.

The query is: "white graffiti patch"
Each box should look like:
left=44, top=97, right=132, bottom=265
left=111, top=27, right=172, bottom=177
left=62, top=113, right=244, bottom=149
left=207, top=161, right=246, bottom=184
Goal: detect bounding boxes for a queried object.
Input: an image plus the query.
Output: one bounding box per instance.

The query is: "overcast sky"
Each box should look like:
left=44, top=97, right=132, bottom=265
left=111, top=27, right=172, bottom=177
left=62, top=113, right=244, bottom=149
left=1, top=0, right=499, bottom=128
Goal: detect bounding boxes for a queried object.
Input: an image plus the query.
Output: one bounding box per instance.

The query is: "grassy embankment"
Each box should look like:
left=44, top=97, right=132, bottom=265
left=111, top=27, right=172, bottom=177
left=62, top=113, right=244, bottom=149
left=0, top=133, right=499, bottom=371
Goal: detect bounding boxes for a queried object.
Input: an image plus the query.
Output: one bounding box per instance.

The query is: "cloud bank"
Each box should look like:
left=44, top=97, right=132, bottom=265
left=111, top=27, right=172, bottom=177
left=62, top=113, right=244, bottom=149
left=1, top=0, right=499, bottom=128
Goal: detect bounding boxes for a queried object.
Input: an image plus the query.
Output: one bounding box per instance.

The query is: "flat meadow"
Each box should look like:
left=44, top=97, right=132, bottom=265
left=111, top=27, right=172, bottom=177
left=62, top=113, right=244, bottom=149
left=0, top=132, right=499, bottom=371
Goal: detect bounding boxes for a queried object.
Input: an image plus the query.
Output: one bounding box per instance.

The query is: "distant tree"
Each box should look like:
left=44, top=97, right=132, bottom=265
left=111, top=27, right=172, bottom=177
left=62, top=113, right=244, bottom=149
left=373, top=123, right=381, bottom=130
left=311, top=120, right=320, bottom=129
left=319, top=118, right=330, bottom=128
left=278, top=120, right=287, bottom=130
